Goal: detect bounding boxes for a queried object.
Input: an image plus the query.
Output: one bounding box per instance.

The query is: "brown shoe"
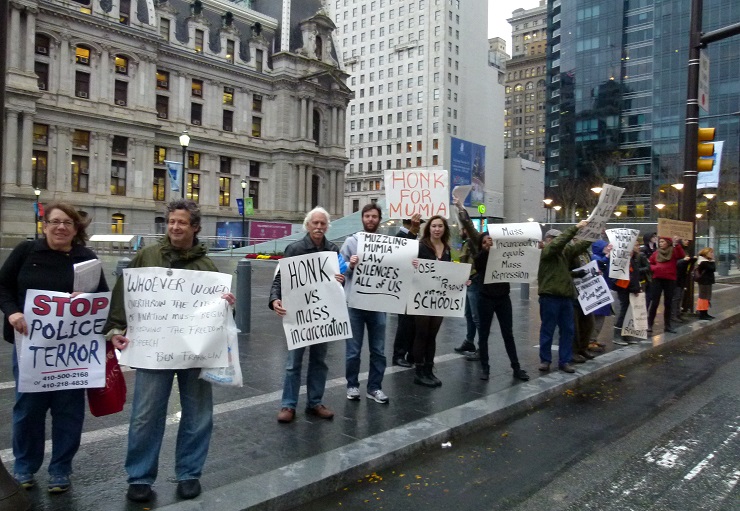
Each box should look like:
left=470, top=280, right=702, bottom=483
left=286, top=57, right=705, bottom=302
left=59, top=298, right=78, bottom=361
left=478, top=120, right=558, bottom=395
left=577, top=350, right=595, bottom=360
left=306, top=404, right=334, bottom=420
left=538, top=362, right=551, bottom=372
left=559, top=363, right=576, bottom=373
left=588, top=342, right=605, bottom=352
left=571, top=354, right=587, bottom=364
left=277, top=407, right=295, bottom=423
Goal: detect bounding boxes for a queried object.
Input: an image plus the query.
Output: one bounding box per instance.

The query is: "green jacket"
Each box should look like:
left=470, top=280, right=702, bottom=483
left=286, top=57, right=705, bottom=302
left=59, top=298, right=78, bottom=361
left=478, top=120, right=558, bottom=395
left=457, top=208, right=480, bottom=277
left=537, top=226, right=592, bottom=298
left=104, top=237, right=218, bottom=335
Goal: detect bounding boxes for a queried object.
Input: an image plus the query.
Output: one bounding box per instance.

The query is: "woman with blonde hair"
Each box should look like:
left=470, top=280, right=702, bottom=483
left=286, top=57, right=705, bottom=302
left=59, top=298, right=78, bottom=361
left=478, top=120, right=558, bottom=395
left=694, top=247, right=716, bottom=320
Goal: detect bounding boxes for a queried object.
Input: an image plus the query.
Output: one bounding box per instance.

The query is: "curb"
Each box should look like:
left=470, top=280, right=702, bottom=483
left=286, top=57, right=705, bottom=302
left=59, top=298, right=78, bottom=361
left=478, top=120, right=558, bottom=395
left=157, top=309, right=740, bottom=511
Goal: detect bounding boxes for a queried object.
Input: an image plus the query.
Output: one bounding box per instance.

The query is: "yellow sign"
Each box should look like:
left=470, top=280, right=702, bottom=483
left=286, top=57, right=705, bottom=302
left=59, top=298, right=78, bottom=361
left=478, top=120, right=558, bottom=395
left=657, top=218, right=693, bottom=241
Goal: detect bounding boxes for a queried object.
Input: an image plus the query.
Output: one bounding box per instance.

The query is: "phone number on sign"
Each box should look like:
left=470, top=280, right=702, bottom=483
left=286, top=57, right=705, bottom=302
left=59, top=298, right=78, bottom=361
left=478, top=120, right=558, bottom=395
left=40, top=380, right=88, bottom=389
left=42, top=372, right=89, bottom=381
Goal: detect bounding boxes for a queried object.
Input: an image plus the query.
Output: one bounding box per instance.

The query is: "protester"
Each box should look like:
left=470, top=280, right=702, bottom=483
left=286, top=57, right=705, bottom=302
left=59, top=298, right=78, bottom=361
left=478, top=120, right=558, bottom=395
left=0, top=202, right=108, bottom=494
left=411, top=215, right=452, bottom=387
left=452, top=196, right=482, bottom=360
left=391, top=214, right=420, bottom=367
left=569, top=243, right=598, bottom=363
left=537, top=221, right=590, bottom=374
left=647, top=236, right=685, bottom=334
left=269, top=207, right=345, bottom=422
left=589, top=240, right=613, bottom=352
left=473, top=233, right=529, bottom=381
left=672, top=241, right=694, bottom=323
left=341, top=204, right=390, bottom=404
left=694, top=247, right=716, bottom=320
left=613, top=244, right=646, bottom=345
left=105, top=199, right=235, bottom=502
left=641, top=232, right=657, bottom=309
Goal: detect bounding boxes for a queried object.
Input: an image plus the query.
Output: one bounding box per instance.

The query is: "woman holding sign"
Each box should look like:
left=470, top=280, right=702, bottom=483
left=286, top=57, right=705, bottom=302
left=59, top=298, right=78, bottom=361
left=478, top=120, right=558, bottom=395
left=411, top=215, right=451, bottom=387
left=0, top=202, right=108, bottom=494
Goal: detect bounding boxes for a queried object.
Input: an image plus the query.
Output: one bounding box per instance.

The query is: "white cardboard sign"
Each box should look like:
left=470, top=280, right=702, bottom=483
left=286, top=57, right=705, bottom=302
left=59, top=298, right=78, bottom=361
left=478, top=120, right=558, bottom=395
left=573, top=261, right=614, bottom=315
left=622, top=293, right=648, bottom=339
left=406, top=260, right=470, bottom=317
left=384, top=169, right=450, bottom=219
left=577, top=184, right=625, bottom=241
left=606, top=228, right=640, bottom=280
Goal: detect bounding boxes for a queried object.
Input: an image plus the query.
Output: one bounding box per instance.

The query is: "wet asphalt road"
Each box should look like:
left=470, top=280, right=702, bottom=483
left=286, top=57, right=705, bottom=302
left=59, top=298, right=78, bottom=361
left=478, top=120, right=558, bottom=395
left=291, top=325, right=740, bottom=511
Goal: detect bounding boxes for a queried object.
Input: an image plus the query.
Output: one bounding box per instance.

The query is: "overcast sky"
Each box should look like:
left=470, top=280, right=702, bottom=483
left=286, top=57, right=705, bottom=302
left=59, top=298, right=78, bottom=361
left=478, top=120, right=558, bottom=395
left=488, top=0, right=543, bottom=53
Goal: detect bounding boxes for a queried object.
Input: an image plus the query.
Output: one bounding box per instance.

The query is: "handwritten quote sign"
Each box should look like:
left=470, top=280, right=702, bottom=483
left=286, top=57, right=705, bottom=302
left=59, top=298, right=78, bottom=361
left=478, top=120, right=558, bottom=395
left=385, top=169, right=450, bottom=219
left=348, top=233, right=418, bottom=313
left=622, top=293, right=648, bottom=339
left=606, top=228, right=640, bottom=280
left=484, top=222, right=542, bottom=284
left=279, top=252, right=352, bottom=350
left=120, top=268, right=232, bottom=369
left=577, top=184, right=625, bottom=242
left=406, top=260, right=470, bottom=317
left=18, top=290, right=110, bottom=393
left=573, top=261, right=614, bottom=315
left=658, top=218, right=694, bottom=241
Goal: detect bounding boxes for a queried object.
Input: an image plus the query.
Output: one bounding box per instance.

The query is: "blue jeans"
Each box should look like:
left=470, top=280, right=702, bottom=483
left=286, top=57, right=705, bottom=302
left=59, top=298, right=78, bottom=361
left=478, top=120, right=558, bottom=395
left=12, top=345, right=85, bottom=477
left=346, top=308, right=387, bottom=392
left=126, top=368, right=213, bottom=485
left=465, top=280, right=481, bottom=343
left=281, top=343, right=329, bottom=409
left=538, top=295, right=574, bottom=366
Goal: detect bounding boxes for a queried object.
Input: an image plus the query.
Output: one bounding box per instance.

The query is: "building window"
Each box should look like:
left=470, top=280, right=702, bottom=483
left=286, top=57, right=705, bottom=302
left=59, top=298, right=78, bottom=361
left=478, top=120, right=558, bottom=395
left=156, top=70, right=169, bottom=90
left=255, top=49, right=263, bottom=72
left=114, top=80, right=128, bottom=106
left=226, top=40, right=235, bottom=63
left=249, top=161, right=260, bottom=178
left=159, top=18, right=170, bottom=41
left=119, top=0, right=130, bottom=24
left=156, top=95, right=168, bottom=119
left=111, top=160, right=126, bottom=195
left=432, top=154, right=438, bottom=165
left=35, top=62, right=49, bottom=90
left=153, top=169, right=166, bottom=201
left=115, top=55, right=128, bottom=74
left=195, top=29, right=204, bottom=53
left=252, top=94, right=262, bottom=112
left=218, top=177, right=231, bottom=206
left=252, top=116, right=262, bottom=137
left=112, top=136, right=127, bottom=156
left=72, top=130, right=90, bottom=150
left=75, top=45, right=91, bottom=65
left=187, top=173, right=200, bottom=202
left=249, top=180, right=259, bottom=209
left=220, top=156, right=232, bottom=173
left=192, top=79, right=203, bottom=97
left=223, top=86, right=234, bottom=105
left=188, top=151, right=201, bottom=169
left=71, top=156, right=89, bottom=192
left=111, top=213, right=125, bottom=234
left=75, top=71, right=90, bottom=98
left=33, top=124, right=48, bottom=145
left=223, top=110, right=234, bottom=131
left=32, top=151, right=48, bottom=189
left=35, top=34, right=50, bottom=55
left=154, top=146, right=167, bottom=164
left=191, top=103, right=203, bottom=125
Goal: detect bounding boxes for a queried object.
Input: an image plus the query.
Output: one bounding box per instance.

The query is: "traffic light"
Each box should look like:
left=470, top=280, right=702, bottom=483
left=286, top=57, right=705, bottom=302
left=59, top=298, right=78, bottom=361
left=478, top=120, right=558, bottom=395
left=697, top=127, right=716, bottom=172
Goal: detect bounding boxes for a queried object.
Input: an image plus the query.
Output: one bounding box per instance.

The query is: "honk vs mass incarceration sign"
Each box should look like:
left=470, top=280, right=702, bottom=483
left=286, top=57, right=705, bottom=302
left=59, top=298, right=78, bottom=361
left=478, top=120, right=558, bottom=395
left=18, top=291, right=110, bottom=393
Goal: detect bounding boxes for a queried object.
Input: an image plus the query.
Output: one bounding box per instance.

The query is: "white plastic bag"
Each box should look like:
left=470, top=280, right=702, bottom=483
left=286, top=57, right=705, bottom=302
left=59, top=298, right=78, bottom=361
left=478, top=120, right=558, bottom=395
left=200, top=309, right=243, bottom=386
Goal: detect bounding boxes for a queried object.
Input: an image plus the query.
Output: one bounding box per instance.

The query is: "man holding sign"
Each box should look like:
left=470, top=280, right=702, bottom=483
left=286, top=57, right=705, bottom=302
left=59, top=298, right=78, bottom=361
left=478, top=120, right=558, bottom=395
left=269, top=207, right=346, bottom=423
left=105, top=200, right=235, bottom=503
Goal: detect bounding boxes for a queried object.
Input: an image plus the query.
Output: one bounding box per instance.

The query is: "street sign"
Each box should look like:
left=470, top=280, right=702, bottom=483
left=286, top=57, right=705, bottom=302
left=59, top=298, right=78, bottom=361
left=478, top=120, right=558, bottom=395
left=698, top=51, right=710, bottom=113
left=477, top=204, right=486, bottom=215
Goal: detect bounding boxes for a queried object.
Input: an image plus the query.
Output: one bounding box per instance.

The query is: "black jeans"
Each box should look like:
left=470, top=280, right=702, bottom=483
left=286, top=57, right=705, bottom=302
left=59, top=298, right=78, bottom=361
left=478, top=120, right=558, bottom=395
left=413, top=316, right=443, bottom=366
left=648, top=278, right=676, bottom=328
left=477, top=294, right=519, bottom=371
left=392, top=313, right=415, bottom=360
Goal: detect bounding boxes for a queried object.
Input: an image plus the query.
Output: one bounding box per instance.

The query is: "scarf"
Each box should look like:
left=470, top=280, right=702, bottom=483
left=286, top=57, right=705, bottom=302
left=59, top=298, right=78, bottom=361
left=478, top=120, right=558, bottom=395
left=656, top=245, right=673, bottom=263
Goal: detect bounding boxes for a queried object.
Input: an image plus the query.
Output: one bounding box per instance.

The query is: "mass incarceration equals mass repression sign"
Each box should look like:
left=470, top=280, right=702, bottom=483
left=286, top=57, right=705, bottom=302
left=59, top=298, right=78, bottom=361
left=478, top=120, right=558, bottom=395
left=279, top=251, right=352, bottom=350
left=120, top=268, right=232, bottom=370
left=484, top=222, right=542, bottom=284
left=384, top=169, right=450, bottom=219
left=347, top=232, right=419, bottom=313
left=18, top=290, right=110, bottom=393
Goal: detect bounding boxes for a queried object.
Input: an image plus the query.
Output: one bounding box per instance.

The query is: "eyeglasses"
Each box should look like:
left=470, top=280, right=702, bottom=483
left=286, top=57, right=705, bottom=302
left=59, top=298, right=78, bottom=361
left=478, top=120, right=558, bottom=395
left=45, top=220, right=75, bottom=227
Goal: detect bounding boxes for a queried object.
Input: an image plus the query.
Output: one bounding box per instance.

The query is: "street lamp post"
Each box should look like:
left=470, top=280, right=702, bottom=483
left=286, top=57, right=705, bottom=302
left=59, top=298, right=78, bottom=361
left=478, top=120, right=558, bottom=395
left=543, top=198, right=553, bottom=226
left=553, top=205, right=562, bottom=224
left=179, top=130, right=190, bottom=198
left=34, top=188, right=40, bottom=239
left=704, top=193, right=716, bottom=245
left=241, top=179, right=247, bottom=247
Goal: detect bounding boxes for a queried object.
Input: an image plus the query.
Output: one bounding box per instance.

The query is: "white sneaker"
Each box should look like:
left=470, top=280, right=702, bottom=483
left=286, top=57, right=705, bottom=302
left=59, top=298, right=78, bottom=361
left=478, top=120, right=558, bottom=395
left=366, top=389, right=389, bottom=404
left=346, top=387, right=361, bottom=400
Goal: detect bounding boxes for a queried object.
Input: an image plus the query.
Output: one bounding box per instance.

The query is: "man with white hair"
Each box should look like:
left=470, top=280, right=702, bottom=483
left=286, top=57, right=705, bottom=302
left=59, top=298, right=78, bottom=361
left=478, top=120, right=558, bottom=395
left=269, top=207, right=345, bottom=423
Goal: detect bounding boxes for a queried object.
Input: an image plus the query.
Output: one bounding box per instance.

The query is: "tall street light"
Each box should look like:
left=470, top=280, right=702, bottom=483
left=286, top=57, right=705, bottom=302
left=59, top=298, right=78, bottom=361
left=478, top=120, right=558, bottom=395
left=34, top=188, right=41, bottom=239
left=543, top=198, right=553, bottom=226
left=241, top=179, right=247, bottom=247
left=553, top=205, right=562, bottom=224
left=704, top=193, right=716, bottom=243
left=179, top=130, right=190, bottom=198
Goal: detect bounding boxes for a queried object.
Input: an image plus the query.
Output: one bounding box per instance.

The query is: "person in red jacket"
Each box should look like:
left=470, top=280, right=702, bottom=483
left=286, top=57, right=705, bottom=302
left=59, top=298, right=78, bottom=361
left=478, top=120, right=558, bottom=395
left=647, top=236, right=685, bottom=334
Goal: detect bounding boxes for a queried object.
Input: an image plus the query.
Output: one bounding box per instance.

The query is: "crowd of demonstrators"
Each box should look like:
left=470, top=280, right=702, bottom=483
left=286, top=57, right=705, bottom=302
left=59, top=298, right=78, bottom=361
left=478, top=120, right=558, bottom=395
left=0, top=203, right=109, bottom=494
left=589, top=240, right=613, bottom=351
left=391, top=214, right=420, bottom=368
left=641, top=233, right=658, bottom=309
left=473, top=233, right=529, bottom=381
left=613, top=244, right=650, bottom=345
left=672, top=242, right=695, bottom=324
left=411, top=216, right=452, bottom=388
left=341, top=204, right=390, bottom=404
left=269, top=207, right=345, bottom=424
left=647, top=236, right=686, bottom=335
left=105, top=199, right=236, bottom=503
left=536, top=221, right=591, bottom=374
left=452, top=197, right=482, bottom=360
left=694, top=247, right=717, bottom=320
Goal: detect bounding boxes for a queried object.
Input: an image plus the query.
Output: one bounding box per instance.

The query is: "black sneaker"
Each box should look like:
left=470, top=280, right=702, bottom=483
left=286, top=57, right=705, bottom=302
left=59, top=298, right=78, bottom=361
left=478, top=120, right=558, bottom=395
left=465, top=350, right=480, bottom=361
left=454, top=341, right=476, bottom=354
left=127, top=484, right=153, bottom=502
left=177, top=479, right=201, bottom=500
left=513, top=368, right=530, bottom=381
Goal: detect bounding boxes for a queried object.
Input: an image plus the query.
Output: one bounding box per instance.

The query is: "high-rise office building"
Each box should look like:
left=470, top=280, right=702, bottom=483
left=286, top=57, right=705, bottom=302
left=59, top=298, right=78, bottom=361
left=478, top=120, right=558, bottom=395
left=331, top=0, right=504, bottom=217
left=545, top=0, right=740, bottom=221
